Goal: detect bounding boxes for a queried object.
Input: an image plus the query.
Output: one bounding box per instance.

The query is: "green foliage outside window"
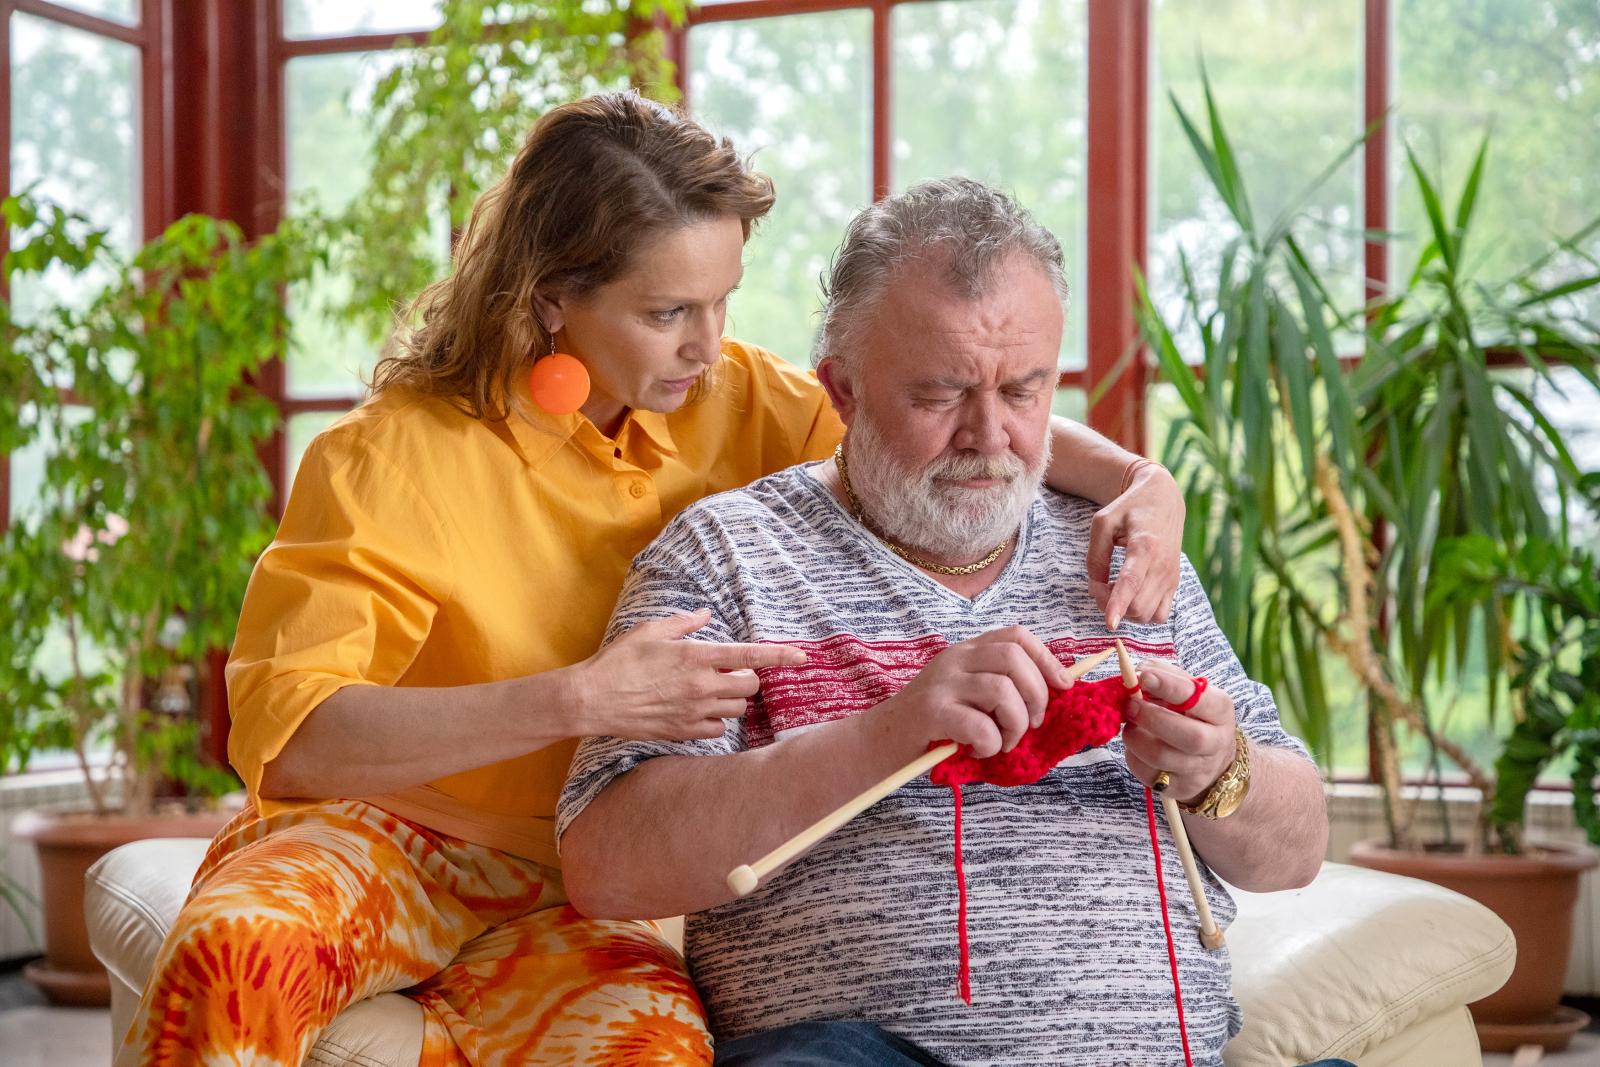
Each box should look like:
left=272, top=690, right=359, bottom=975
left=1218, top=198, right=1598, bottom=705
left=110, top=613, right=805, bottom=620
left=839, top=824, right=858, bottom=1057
left=325, top=0, right=689, bottom=347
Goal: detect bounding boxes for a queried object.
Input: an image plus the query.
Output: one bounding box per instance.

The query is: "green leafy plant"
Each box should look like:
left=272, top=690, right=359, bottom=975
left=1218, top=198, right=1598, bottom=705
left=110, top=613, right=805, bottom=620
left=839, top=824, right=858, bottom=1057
left=324, top=0, right=688, bottom=341
left=0, top=194, right=325, bottom=816
left=1137, top=70, right=1600, bottom=851
left=1431, top=536, right=1600, bottom=851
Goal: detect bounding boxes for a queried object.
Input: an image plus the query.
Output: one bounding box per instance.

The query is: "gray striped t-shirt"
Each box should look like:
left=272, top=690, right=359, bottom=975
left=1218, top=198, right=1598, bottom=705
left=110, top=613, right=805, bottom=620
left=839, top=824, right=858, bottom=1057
left=558, top=463, right=1313, bottom=1067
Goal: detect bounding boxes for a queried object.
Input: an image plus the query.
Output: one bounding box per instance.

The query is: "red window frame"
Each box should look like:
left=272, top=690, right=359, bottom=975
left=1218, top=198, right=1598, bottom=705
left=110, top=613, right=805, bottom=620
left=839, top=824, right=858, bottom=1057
left=0, top=0, right=1400, bottom=766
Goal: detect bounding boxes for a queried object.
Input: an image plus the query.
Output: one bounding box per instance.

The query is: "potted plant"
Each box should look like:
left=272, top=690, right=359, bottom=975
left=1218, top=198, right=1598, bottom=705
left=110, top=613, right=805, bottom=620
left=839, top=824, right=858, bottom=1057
left=1350, top=535, right=1600, bottom=1050
left=1136, top=73, right=1600, bottom=1051
left=0, top=194, right=322, bottom=1004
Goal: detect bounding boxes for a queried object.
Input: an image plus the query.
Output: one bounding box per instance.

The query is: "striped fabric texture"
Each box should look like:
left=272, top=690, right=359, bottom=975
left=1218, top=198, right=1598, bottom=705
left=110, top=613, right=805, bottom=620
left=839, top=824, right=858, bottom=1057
left=560, top=464, right=1314, bottom=1067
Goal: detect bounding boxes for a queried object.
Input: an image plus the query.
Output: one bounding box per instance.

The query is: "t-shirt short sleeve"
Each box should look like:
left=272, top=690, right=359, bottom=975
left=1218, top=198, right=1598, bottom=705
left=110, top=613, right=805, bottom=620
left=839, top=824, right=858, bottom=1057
left=556, top=510, right=751, bottom=848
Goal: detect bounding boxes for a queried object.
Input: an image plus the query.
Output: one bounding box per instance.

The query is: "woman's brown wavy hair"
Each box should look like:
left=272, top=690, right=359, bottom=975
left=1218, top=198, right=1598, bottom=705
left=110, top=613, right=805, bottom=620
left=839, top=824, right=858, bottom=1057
left=372, top=91, right=775, bottom=421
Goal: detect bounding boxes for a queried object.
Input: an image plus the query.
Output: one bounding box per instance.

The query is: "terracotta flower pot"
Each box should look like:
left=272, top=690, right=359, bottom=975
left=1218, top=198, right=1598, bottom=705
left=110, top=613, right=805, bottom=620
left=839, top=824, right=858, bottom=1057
left=11, top=805, right=232, bottom=1006
left=1349, top=839, right=1598, bottom=1053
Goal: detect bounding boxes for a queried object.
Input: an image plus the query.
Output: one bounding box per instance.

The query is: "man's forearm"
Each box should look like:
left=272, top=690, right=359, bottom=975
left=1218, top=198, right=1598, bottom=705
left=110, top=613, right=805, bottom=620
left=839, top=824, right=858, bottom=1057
left=1182, top=744, right=1328, bottom=891
left=561, top=708, right=925, bottom=919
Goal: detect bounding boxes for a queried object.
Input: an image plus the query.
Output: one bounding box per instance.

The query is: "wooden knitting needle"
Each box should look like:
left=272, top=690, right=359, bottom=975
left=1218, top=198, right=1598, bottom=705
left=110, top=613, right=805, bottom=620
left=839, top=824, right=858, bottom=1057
left=1116, top=639, right=1225, bottom=950
left=727, top=646, right=1118, bottom=898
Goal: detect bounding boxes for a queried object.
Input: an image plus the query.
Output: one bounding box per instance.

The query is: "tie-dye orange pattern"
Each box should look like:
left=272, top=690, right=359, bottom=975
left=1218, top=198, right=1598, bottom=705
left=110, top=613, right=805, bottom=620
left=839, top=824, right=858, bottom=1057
left=118, top=800, right=711, bottom=1066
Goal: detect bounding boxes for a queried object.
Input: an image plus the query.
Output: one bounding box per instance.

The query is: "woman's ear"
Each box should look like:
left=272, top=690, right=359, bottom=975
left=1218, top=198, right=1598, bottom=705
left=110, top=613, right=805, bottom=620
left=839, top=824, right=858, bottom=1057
left=816, top=358, right=858, bottom=426
left=532, top=291, right=565, bottom=339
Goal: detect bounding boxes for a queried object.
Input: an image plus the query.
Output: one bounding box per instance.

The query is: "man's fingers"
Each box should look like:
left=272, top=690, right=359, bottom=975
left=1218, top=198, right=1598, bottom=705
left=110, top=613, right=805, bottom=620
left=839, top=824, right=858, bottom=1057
left=966, top=637, right=1051, bottom=719
left=1137, top=662, right=1231, bottom=724
left=1009, top=628, right=1073, bottom=691
left=1125, top=698, right=1213, bottom=752
left=986, top=687, right=1031, bottom=753
left=951, top=712, right=1005, bottom=761
left=691, top=640, right=808, bottom=671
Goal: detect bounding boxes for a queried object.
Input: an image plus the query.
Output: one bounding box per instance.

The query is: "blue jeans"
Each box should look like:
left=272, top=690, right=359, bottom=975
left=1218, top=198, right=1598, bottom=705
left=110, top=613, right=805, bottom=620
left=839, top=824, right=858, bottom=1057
left=713, top=1020, right=1360, bottom=1067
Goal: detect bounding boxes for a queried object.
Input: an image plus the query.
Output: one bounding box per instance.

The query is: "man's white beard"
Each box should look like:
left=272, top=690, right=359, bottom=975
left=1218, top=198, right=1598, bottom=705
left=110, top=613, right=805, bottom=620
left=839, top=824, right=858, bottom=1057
left=846, top=410, right=1049, bottom=562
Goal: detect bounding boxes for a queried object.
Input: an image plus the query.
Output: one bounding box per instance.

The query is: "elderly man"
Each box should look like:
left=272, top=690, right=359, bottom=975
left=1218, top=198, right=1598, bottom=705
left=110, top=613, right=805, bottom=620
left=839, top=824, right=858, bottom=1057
left=557, top=178, right=1337, bottom=1067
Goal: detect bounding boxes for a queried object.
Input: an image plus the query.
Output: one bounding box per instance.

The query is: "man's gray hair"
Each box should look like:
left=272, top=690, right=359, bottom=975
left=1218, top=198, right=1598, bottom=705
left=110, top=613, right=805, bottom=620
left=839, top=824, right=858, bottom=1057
left=811, top=177, right=1069, bottom=374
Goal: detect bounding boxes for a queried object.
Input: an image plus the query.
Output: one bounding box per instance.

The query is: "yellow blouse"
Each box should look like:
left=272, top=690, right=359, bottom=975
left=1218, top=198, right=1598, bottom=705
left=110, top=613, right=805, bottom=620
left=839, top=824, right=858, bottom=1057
left=225, top=338, right=844, bottom=866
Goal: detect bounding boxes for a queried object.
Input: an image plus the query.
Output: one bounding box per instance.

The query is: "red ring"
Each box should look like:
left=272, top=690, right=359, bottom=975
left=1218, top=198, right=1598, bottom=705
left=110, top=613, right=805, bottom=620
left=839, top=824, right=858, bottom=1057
left=1167, top=676, right=1208, bottom=714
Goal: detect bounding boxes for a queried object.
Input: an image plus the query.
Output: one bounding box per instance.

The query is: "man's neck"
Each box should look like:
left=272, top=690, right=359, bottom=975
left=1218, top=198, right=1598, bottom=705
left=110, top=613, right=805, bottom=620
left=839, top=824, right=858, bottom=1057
left=810, top=461, right=1017, bottom=598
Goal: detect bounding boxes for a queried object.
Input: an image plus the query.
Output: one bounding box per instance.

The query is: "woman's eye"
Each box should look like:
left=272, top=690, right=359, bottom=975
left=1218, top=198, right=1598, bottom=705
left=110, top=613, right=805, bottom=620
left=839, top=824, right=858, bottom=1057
left=652, top=306, right=686, bottom=324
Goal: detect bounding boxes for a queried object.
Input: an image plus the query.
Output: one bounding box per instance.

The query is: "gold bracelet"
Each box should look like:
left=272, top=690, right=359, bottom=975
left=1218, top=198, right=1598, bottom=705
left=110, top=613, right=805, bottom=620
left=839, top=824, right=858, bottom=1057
left=1119, top=456, right=1156, bottom=495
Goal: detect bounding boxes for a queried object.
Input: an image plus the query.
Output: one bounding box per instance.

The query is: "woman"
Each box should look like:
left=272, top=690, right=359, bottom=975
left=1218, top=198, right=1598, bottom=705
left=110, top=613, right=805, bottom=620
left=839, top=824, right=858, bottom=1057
left=121, top=92, right=1186, bottom=1066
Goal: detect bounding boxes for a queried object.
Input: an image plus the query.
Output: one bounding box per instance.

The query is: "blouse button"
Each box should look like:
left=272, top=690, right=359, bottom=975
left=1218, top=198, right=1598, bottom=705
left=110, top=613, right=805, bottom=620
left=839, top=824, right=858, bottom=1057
left=629, top=481, right=647, bottom=499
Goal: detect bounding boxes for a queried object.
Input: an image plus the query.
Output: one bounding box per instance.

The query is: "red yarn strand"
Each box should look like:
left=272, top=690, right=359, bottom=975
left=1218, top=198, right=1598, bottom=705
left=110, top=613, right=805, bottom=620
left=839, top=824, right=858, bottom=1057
left=951, top=782, right=971, bottom=1004
left=1145, top=786, right=1195, bottom=1067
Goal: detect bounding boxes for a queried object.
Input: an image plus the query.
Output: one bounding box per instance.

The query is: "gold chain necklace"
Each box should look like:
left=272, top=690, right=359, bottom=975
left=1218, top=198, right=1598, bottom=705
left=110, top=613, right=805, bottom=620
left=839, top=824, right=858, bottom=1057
left=833, top=443, right=1011, bottom=577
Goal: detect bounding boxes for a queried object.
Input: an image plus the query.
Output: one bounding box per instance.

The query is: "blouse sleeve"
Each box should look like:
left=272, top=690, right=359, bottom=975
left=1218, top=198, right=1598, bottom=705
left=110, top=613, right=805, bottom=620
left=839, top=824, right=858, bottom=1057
left=743, top=341, right=846, bottom=464
left=223, top=426, right=455, bottom=811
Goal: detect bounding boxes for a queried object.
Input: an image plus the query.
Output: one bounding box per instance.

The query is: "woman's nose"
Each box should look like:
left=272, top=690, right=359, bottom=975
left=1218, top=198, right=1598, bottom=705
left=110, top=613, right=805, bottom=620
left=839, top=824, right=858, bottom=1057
left=686, top=309, right=721, bottom=364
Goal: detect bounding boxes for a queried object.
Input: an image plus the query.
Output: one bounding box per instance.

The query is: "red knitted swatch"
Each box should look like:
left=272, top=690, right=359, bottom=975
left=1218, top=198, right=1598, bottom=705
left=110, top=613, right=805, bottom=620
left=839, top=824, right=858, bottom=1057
left=929, top=676, right=1130, bottom=789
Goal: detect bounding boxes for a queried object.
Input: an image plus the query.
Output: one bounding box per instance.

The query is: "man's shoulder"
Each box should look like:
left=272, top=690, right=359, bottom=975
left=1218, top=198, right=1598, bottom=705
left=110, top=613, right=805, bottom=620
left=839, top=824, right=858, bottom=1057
left=649, top=464, right=827, bottom=556
left=1033, top=486, right=1101, bottom=532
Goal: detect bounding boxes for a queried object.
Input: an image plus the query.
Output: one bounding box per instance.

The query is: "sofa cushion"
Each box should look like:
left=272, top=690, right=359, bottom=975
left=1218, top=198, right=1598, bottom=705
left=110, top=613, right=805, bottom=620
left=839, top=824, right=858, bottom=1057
left=88, top=838, right=423, bottom=1067
left=1225, top=862, right=1515, bottom=1066
left=85, top=837, right=211, bottom=994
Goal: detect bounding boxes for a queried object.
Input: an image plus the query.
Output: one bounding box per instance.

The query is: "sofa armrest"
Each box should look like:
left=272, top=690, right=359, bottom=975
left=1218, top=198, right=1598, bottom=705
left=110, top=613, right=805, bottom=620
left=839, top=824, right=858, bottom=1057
left=1224, top=861, right=1515, bottom=1067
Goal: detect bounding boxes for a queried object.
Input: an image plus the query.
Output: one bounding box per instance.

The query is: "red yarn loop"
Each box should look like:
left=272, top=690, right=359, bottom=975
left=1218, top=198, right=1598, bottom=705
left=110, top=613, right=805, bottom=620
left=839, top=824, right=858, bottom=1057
left=1165, top=675, right=1209, bottom=714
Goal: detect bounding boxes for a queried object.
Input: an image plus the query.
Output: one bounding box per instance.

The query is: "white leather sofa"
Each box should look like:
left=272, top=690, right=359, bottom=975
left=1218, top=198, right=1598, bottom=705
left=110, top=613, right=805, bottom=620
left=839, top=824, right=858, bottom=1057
left=87, top=842, right=1514, bottom=1066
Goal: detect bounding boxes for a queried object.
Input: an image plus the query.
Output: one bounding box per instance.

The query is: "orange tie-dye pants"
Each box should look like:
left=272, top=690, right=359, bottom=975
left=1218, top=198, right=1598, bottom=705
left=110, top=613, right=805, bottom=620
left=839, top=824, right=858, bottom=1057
left=118, top=799, right=712, bottom=1067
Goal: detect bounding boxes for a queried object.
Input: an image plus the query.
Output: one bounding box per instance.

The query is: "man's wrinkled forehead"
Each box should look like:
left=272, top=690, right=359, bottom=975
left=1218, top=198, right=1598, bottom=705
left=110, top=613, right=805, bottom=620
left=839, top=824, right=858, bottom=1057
left=866, top=256, right=1064, bottom=372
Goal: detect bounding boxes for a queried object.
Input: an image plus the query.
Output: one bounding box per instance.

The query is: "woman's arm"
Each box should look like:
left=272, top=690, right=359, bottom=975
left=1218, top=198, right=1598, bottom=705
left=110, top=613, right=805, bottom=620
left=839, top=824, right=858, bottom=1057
left=258, top=611, right=805, bottom=800
left=259, top=673, right=575, bottom=800
left=1042, top=417, right=1185, bottom=629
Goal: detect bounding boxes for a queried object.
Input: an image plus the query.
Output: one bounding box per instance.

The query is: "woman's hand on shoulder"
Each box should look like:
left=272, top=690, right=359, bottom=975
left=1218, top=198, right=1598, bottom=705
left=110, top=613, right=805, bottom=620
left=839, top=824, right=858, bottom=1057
left=567, top=609, right=806, bottom=741
left=1086, top=461, right=1185, bottom=630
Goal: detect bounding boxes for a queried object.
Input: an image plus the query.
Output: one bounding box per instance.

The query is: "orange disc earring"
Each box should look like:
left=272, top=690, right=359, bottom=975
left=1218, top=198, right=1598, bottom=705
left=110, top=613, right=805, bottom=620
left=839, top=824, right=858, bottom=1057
left=529, top=337, right=590, bottom=415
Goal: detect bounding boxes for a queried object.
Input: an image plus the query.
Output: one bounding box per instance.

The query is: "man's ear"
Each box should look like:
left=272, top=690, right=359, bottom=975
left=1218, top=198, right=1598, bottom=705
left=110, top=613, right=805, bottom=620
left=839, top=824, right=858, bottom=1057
left=816, top=358, right=858, bottom=426
left=532, top=291, right=566, bottom=338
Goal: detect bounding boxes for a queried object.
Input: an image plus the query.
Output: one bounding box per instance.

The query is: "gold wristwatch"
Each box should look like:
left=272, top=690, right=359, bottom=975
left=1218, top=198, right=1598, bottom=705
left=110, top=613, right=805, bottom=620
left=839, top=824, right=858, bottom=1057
left=1178, top=727, right=1251, bottom=819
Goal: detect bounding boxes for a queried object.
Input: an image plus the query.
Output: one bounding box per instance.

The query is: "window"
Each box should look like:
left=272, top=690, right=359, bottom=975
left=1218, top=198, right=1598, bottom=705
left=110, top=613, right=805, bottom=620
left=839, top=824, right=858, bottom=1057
left=8, top=10, right=140, bottom=322
left=1393, top=0, right=1600, bottom=319
left=688, top=10, right=873, bottom=366
left=3, top=0, right=1592, bottom=781
left=1148, top=0, right=1364, bottom=359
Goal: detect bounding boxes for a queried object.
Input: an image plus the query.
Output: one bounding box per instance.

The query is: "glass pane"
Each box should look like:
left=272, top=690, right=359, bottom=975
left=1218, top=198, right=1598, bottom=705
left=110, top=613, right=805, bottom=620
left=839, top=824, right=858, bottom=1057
left=1149, top=0, right=1363, bottom=360
left=282, top=0, right=441, bottom=40
left=1050, top=387, right=1086, bottom=424
left=8, top=12, right=140, bottom=321
left=1394, top=1, right=1600, bottom=320
left=284, top=51, right=409, bottom=398
left=893, top=0, right=1089, bottom=371
left=689, top=11, right=873, bottom=367
left=285, top=410, right=346, bottom=498
left=38, top=0, right=137, bottom=26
